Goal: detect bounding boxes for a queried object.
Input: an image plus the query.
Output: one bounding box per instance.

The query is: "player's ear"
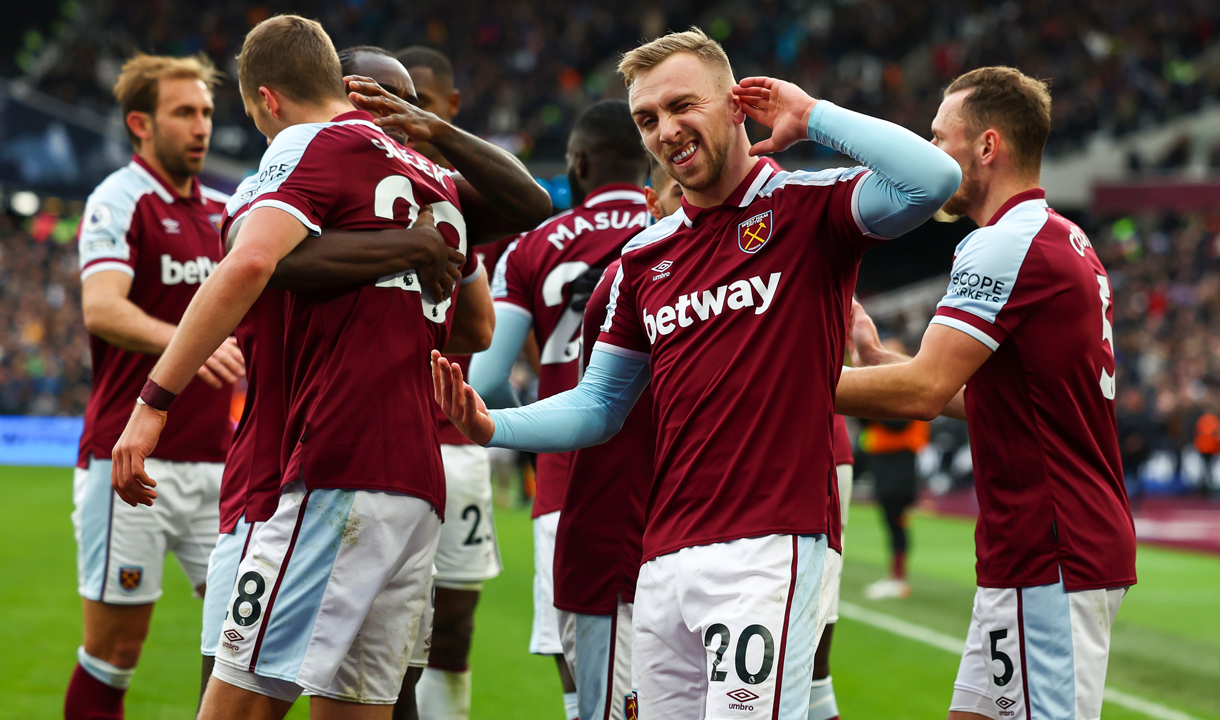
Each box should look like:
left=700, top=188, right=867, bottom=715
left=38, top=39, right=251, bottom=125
left=728, top=88, right=746, bottom=125
left=258, top=86, right=280, bottom=119
left=979, top=128, right=1000, bottom=167
left=126, top=111, right=153, bottom=147
left=448, top=89, right=461, bottom=119
left=645, top=187, right=664, bottom=221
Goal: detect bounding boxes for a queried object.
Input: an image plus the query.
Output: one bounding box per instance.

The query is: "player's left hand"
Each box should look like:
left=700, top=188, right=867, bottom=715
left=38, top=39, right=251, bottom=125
left=431, top=350, right=495, bottom=445
left=111, top=402, right=167, bottom=507
left=732, top=77, right=818, bottom=156
left=345, top=76, right=442, bottom=142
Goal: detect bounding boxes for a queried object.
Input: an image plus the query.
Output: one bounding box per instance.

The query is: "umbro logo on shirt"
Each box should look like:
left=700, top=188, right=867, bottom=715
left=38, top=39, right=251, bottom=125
left=652, top=260, right=674, bottom=281
left=161, top=218, right=181, bottom=234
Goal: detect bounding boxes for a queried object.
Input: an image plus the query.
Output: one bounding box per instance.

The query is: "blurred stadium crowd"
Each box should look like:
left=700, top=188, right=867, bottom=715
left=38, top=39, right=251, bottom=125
left=21, top=0, right=1220, bottom=160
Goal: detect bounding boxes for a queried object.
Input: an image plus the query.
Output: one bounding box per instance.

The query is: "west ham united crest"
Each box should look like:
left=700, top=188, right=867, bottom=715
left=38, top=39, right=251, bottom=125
left=625, top=692, right=638, bottom=720
left=738, top=210, right=773, bottom=254
left=118, top=566, right=143, bottom=592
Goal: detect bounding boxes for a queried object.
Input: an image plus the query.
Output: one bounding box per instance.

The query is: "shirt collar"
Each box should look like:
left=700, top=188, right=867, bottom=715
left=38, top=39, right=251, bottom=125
left=986, top=188, right=1047, bottom=226
left=678, top=158, right=773, bottom=226
left=130, top=153, right=201, bottom=203
left=331, top=110, right=377, bottom=124
left=582, top=183, right=647, bottom=208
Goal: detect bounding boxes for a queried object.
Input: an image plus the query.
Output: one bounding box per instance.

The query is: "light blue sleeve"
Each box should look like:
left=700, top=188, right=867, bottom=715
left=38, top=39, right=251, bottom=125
left=466, top=306, right=531, bottom=409
left=488, top=348, right=651, bottom=452
left=806, top=101, right=962, bottom=239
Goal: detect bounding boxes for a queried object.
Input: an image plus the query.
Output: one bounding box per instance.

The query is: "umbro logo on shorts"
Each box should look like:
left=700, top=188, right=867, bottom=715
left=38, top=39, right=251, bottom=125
left=727, top=687, right=759, bottom=711
left=996, top=697, right=1016, bottom=710
left=223, top=629, right=244, bottom=642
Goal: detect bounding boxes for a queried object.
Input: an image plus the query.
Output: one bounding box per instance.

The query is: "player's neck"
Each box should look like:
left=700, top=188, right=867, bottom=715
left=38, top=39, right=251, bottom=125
left=682, top=147, right=759, bottom=209
left=137, top=147, right=193, bottom=198
left=972, top=173, right=1041, bottom=227
left=271, top=98, right=358, bottom=139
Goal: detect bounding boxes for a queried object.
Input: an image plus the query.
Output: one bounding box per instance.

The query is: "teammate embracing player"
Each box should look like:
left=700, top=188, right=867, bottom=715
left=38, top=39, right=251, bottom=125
left=434, top=27, right=960, bottom=720
left=110, top=14, right=546, bottom=720
left=836, top=67, right=1137, bottom=720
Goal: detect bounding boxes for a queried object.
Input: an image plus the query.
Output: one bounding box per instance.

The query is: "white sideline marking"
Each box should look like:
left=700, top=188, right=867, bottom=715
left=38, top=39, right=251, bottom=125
left=838, top=601, right=1201, bottom=720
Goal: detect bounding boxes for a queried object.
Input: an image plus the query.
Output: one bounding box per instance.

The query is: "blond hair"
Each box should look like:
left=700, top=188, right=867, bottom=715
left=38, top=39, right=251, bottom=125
left=618, top=27, right=734, bottom=90
left=238, top=15, right=346, bottom=105
left=113, top=53, right=220, bottom=146
left=945, top=66, right=1052, bottom=174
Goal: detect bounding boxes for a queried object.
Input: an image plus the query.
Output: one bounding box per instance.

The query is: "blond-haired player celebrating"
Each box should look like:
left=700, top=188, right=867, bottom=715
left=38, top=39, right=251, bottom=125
left=837, top=67, right=1136, bottom=720
left=434, top=27, right=959, bottom=720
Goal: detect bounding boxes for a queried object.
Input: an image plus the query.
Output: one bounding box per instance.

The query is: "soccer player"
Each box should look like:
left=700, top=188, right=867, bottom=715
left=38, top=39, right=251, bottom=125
left=433, top=27, right=960, bottom=720
left=835, top=67, right=1137, bottom=720
left=467, top=98, right=651, bottom=720
left=394, top=45, right=502, bottom=720
left=110, top=16, right=543, bottom=719
left=67, top=53, right=242, bottom=720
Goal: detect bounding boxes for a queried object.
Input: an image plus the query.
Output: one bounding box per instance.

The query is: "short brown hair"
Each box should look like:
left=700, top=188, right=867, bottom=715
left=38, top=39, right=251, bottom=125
left=237, top=15, right=345, bottom=105
left=945, top=66, right=1051, bottom=174
left=618, top=27, right=734, bottom=90
left=112, top=53, right=220, bottom=146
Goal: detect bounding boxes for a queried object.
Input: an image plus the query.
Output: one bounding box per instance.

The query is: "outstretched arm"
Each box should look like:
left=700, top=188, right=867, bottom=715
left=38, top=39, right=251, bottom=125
left=347, top=77, right=552, bottom=243
left=733, top=77, right=961, bottom=239
left=836, top=323, right=987, bottom=421
left=433, top=346, right=651, bottom=450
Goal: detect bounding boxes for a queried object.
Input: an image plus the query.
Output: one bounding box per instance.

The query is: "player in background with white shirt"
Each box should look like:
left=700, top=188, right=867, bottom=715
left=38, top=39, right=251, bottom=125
left=434, top=28, right=960, bottom=720
left=67, top=53, right=244, bottom=720
left=836, top=67, right=1137, bottom=720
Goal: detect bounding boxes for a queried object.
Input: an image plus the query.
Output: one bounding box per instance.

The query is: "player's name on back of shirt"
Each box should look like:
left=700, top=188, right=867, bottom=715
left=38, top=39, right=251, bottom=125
left=543, top=206, right=649, bottom=249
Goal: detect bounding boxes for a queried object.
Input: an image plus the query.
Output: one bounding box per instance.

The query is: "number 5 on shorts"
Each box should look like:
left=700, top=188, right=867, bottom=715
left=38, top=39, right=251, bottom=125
left=989, top=628, right=1014, bottom=687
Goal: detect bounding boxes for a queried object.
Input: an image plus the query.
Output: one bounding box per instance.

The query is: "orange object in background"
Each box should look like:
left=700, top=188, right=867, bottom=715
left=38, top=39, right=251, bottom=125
left=859, top=420, right=930, bottom=455
left=1195, top=413, right=1220, bottom=455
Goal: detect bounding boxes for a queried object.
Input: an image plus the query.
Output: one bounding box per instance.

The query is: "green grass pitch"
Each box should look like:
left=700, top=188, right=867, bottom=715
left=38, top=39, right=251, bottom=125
left=2, top=466, right=1216, bottom=719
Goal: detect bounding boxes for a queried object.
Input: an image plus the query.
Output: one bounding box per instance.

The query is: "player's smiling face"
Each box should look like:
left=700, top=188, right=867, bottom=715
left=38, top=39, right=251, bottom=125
left=629, top=53, right=739, bottom=193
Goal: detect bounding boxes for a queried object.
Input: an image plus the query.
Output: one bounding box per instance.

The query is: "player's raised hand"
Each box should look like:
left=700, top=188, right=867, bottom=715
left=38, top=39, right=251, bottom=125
left=196, top=335, right=245, bottom=388
left=732, top=77, right=818, bottom=156
left=408, top=205, right=464, bottom=301
left=345, top=75, right=441, bottom=142
left=111, top=403, right=166, bottom=507
left=431, top=350, right=495, bottom=445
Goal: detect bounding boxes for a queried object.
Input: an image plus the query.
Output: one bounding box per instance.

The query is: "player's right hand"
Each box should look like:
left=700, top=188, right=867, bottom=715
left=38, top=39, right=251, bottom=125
left=431, top=350, right=495, bottom=445
left=408, top=205, right=464, bottom=301
left=197, top=336, right=245, bottom=388
left=848, top=298, right=885, bottom=367
left=111, top=402, right=166, bottom=507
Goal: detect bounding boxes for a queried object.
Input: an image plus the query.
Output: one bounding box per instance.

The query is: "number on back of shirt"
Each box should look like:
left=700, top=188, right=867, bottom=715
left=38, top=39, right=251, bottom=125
left=539, top=261, right=591, bottom=365
left=1096, top=274, right=1116, bottom=400
left=371, top=175, right=467, bottom=324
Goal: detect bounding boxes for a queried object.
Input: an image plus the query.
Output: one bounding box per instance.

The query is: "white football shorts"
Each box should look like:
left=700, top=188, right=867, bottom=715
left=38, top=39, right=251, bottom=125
left=410, top=571, right=435, bottom=669
left=434, top=444, right=502, bottom=589
left=633, top=533, right=841, bottom=720
left=202, top=515, right=262, bottom=656
left=559, top=601, right=634, bottom=720
left=826, top=463, right=853, bottom=625
left=529, top=510, right=563, bottom=655
left=211, top=480, right=440, bottom=705
left=73, top=456, right=221, bottom=604
left=950, top=577, right=1127, bottom=720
